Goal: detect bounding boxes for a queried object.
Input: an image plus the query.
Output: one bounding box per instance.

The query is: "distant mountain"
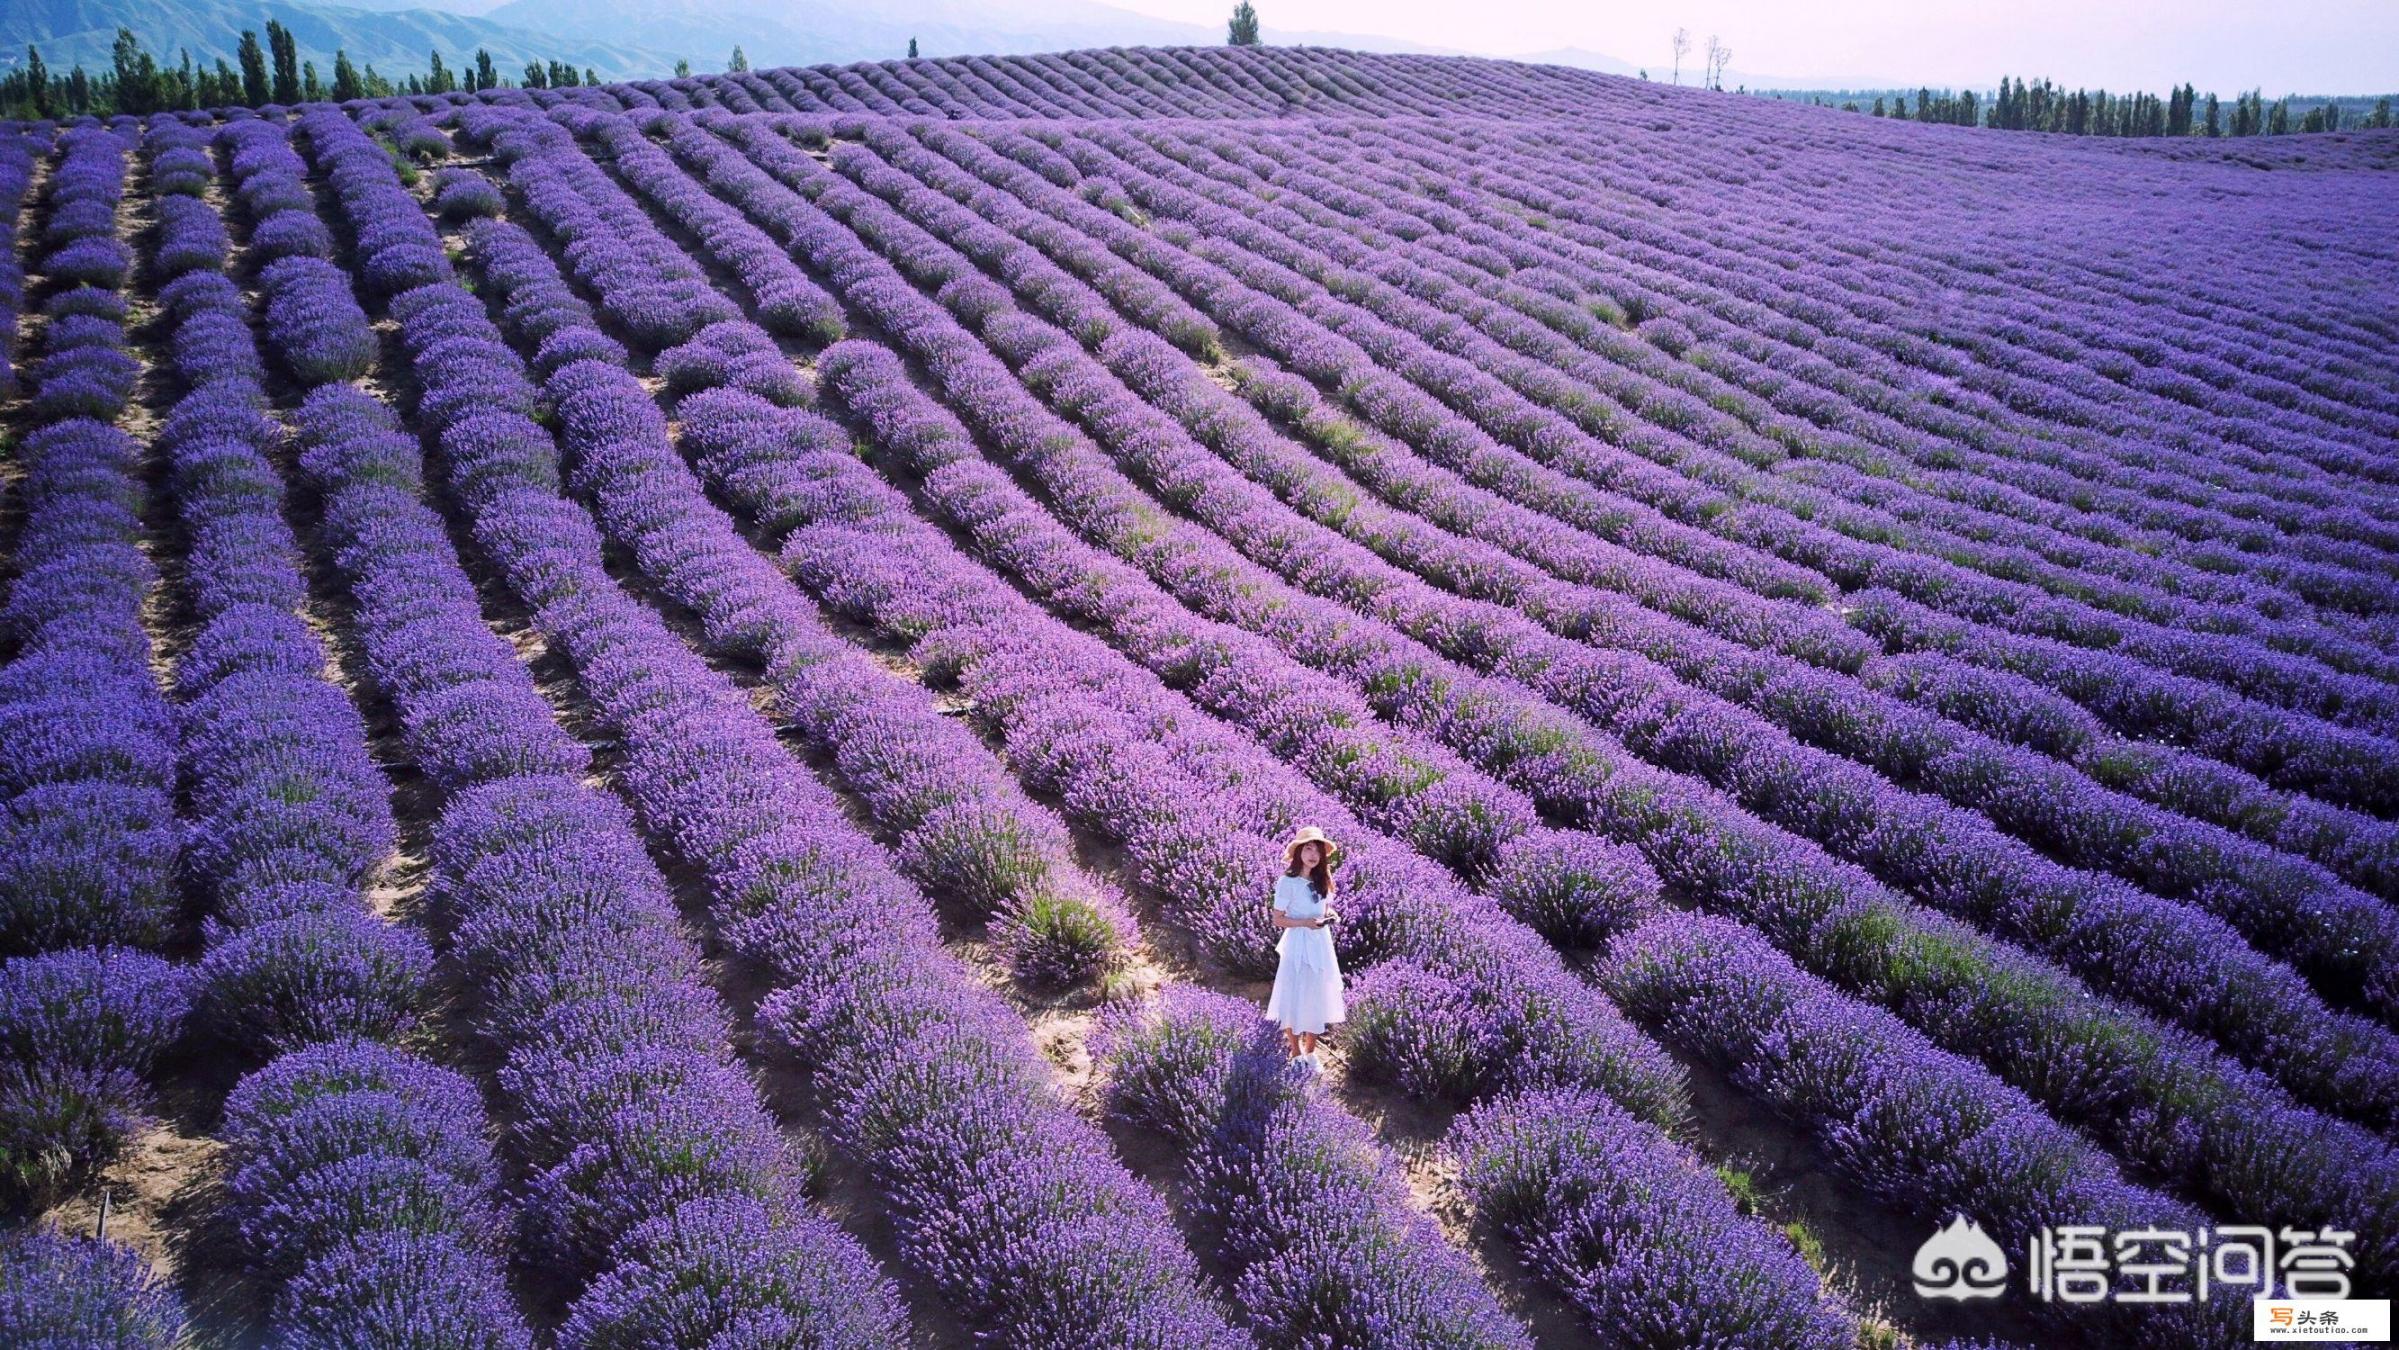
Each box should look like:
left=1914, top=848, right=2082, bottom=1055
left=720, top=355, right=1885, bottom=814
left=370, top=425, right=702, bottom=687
left=0, top=0, right=678, bottom=81
left=3, top=0, right=1460, bottom=87
left=331, top=0, right=517, bottom=16
left=481, top=0, right=1197, bottom=68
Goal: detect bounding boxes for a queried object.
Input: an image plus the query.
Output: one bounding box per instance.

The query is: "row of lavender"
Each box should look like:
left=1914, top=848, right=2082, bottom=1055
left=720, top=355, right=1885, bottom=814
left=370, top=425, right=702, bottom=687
left=0, top=130, right=195, bottom=1316
left=0, top=131, right=36, bottom=394
left=444, top=100, right=1878, bottom=1345
left=280, top=104, right=917, bottom=1344
left=814, top=117, right=2399, bottom=1076
left=451, top=104, right=1877, bottom=1344
left=782, top=110, right=2399, bottom=1188
left=0, top=122, right=200, bottom=1342
left=1033, top=123, right=2399, bottom=739
left=15, top=105, right=841, bottom=1345
left=313, top=103, right=1273, bottom=1347
left=477, top=100, right=2312, bottom=1342
left=1165, top=121, right=2398, bottom=650
left=355, top=62, right=2399, bottom=561
left=443, top=91, right=1828, bottom=1348
left=597, top=102, right=2396, bottom=1289
left=1291, top=115, right=2397, bottom=524
left=520, top=97, right=2379, bottom=1333
left=446, top=184, right=1546, bottom=1348
left=1192, top=119, right=2399, bottom=879
left=1027, top=115, right=2399, bottom=881
left=459, top=86, right=2399, bottom=810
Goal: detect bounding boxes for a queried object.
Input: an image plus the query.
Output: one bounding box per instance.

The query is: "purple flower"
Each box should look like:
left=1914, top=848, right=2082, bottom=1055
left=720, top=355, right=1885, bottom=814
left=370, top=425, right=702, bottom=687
left=0, top=1228, right=188, bottom=1348
left=272, top=1231, right=531, bottom=1350
left=1097, top=986, right=1536, bottom=1348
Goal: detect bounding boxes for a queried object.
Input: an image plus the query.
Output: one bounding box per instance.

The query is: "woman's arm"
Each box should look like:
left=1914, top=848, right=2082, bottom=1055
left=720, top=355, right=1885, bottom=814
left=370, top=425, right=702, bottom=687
left=1268, top=879, right=1323, bottom=929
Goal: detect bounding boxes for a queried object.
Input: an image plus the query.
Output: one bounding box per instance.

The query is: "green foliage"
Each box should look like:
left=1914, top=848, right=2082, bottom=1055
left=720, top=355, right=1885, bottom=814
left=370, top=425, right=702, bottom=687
left=267, top=17, right=298, bottom=102
left=1227, top=0, right=1261, bottom=46
left=238, top=27, right=267, bottom=102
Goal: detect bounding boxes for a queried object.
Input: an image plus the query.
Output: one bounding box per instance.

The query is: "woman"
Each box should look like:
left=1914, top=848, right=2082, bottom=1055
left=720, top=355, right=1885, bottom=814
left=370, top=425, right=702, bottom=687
left=1265, top=825, right=1346, bottom=1068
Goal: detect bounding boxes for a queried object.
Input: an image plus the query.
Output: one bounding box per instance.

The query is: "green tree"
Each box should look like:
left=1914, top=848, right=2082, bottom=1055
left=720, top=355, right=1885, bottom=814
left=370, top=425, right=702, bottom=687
left=303, top=59, right=322, bottom=101
left=728, top=45, right=749, bottom=73
left=674, top=58, right=691, bottom=77
left=2370, top=97, right=2393, bottom=129
left=267, top=19, right=299, bottom=102
left=427, top=50, right=454, bottom=94
left=236, top=29, right=269, bottom=105
left=474, top=47, right=498, bottom=90
left=523, top=59, right=547, bottom=88
left=1228, top=0, right=1261, bottom=45
left=584, top=65, right=598, bottom=86
left=909, top=37, right=919, bottom=59
left=110, top=27, right=160, bottom=114
left=67, top=64, right=90, bottom=112
left=332, top=50, right=361, bottom=100
left=25, top=44, right=50, bottom=117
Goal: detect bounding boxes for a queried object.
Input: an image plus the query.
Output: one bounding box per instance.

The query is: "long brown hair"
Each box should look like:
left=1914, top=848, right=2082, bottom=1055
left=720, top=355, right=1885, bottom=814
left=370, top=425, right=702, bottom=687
left=1285, top=843, right=1336, bottom=898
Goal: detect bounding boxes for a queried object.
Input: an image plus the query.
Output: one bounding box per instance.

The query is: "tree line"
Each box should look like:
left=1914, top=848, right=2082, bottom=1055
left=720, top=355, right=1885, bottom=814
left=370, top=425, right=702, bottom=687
left=1980, top=77, right=2391, bottom=135
left=1, top=24, right=607, bottom=119
left=1770, top=78, right=2393, bottom=136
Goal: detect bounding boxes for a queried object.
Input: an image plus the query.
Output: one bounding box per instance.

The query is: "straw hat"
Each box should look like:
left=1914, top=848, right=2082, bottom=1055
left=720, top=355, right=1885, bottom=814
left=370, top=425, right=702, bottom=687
left=1283, top=825, right=1341, bottom=868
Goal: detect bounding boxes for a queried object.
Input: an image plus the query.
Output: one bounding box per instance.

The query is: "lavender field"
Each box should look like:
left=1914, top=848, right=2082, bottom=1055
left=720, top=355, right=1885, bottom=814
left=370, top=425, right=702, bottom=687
left=2, top=43, right=2396, bottom=1349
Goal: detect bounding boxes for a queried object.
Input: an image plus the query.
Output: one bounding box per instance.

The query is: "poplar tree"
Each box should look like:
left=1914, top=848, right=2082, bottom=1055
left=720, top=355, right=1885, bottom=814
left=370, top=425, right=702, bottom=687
left=267, top=19, right=299, bottom=102
left=110, top=28, right=159, bottom=115
left=25, top=45, right=49, bottom=117
left=237, top=30, right=269, bottom=105
left=1228, top=2, right=1261, bottom=46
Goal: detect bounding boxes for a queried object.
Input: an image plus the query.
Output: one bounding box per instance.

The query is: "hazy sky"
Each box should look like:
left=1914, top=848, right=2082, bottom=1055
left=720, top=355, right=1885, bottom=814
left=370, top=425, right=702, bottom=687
left=1109, top=0, right=2399, bottom=92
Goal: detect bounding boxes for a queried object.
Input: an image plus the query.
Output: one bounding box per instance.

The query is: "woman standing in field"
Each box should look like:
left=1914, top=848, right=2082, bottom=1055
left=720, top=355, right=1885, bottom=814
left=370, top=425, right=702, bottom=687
left=1266, top=826, right=1346, bottom=1068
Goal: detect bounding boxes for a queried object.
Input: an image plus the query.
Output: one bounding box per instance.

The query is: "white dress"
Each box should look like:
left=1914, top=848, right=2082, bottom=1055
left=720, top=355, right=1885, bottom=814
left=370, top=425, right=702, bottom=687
left=1264, top=874, right=1346, bottom=1034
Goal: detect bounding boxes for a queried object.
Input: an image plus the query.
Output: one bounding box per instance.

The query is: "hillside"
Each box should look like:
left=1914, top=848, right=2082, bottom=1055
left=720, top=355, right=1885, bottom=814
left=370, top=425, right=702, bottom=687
left=2, top=43, right=2395, bottom=1350
left=0, top=0, right=677, bottom=80
left=2, top=0, right=1456, bottom=83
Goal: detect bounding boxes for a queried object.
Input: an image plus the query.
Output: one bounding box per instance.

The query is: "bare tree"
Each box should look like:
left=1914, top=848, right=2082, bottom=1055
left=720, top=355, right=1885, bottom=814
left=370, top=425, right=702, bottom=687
left=1704, top=35, right=1731, bottom=90
left=1671, top=28, right=1690, bottom=86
